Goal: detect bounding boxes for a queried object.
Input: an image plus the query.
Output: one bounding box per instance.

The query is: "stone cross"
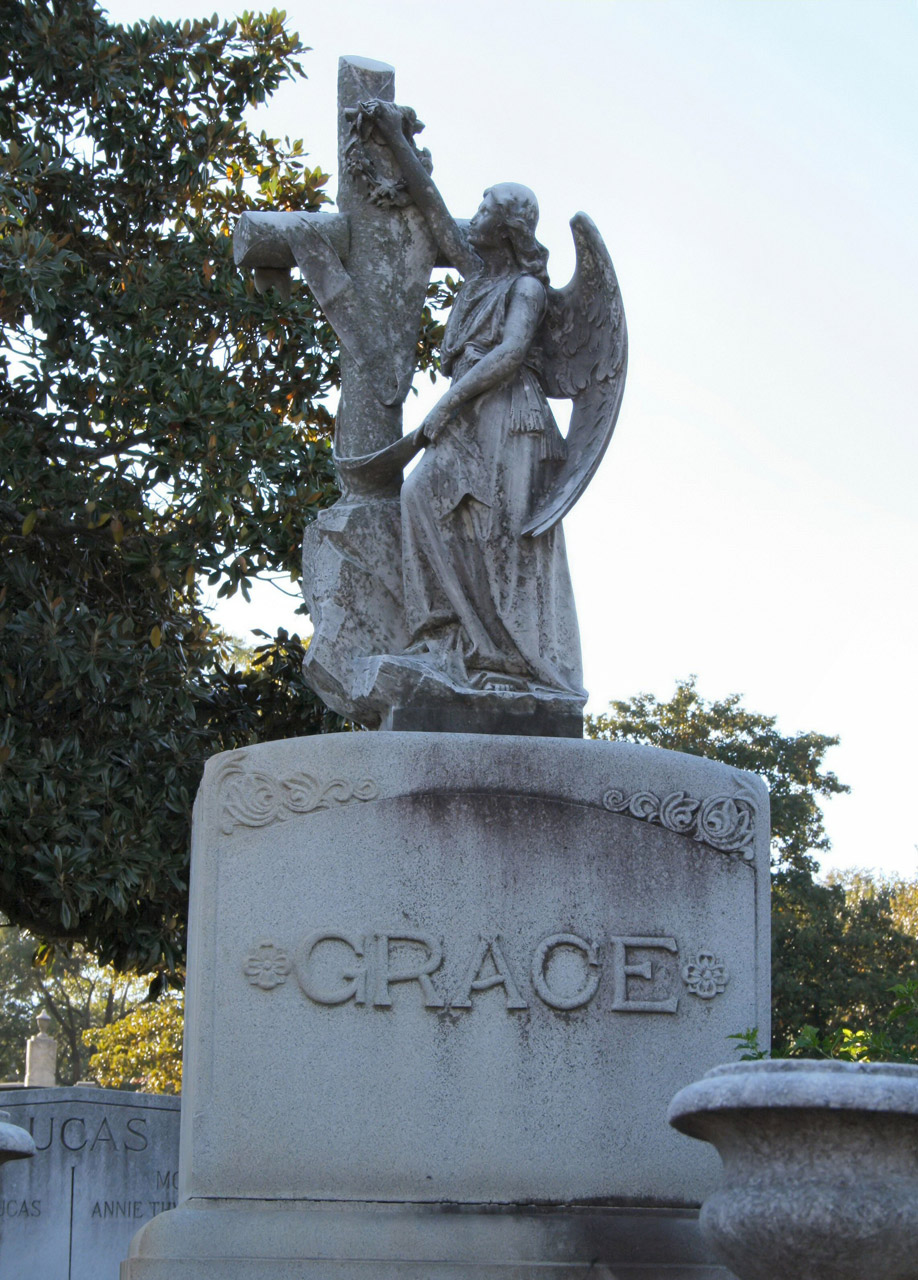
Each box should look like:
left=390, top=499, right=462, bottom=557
left=234, top=55, right=439, bottom=475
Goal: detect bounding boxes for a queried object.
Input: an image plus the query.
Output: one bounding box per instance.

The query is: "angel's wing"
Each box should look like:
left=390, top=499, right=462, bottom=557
left=525, top=213, right=628, bottom=537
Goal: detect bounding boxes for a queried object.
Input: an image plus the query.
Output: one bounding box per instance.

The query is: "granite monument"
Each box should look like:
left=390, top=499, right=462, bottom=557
left=234, top=57, right=627, bottom=737
left=122, top=56, right=769, bottom=1280
left=0, top=1085, right=179, bottom=1280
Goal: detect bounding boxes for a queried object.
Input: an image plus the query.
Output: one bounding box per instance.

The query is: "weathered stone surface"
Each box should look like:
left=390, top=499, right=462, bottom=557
left=125, top=1201, right=735, bottom=1279
left=0, top=1109, right=35, bottom=1165
left=123, top=734, right=767, bottom=1277
left=0, top=1086, right=179, bottom=1280
left=235, top=63, right=627, bottom=735
left=668, top=1060, right=918, bottom=1280
left=381, top=685, right=584, bottom=737
left=300, top=497, right=406, bottom=727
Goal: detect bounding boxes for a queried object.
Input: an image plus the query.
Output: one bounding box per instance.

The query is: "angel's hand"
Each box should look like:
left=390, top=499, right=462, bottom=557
left=366, top=100, right=407, bottom=147
left=420, top=401, right=453, bottom=444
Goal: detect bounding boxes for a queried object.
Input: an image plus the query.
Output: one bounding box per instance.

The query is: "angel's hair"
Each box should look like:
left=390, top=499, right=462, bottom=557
left=487, top=183, right=550, bottom=286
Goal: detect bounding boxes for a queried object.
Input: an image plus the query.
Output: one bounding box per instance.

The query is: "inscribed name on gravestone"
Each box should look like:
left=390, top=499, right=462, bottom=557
left=0, top=1086, right=179, bottom=1280
left=182, top=733, right=769, bottom=1208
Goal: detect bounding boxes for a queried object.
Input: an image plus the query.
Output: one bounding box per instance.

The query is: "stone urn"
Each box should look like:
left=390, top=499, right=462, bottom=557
left=0, top=1109, right=36, bottom=1165
left=668, top=1059, right=918, bottom=1280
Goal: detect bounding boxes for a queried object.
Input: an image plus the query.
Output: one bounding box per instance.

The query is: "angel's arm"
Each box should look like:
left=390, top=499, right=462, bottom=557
left=421, top=276, right=545, bottom=442
left=368, top=101, right=481, bottom=278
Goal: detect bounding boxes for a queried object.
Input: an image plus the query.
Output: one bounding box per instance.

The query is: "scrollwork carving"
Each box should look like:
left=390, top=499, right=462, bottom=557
left=217, top=752, right=379, bottom=834
left=602, top=781, right=757, bottom=859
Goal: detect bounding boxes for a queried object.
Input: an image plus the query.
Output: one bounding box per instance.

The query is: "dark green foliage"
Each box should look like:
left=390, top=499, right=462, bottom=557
left=772, top=867, right=918, bottom=1053
left=585, top=676, right=848, bottom=873
left=0, top=924, right=39, bottom=1081
left=586, top=678, right=918, bottom=1053
left=789, top=980, right=918, bottom=1063
left=0, top=1, right=343, bottom=971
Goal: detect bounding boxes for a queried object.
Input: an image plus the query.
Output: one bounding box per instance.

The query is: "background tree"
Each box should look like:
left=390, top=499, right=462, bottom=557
left=0, top=914, right=149, bottom=1083
left=0, top=1, right=347, bottom=974
left=586, top=677, right=918, bottom=1053
left=0, top=921, right=42, bottom=1081
left=830, top=868, right=918, bottom=938
left=84, top=994, right=183, bottom=1093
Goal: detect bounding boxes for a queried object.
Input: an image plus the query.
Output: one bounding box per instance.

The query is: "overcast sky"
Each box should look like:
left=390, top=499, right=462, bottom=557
left=105, top=0, right=918, bottom=878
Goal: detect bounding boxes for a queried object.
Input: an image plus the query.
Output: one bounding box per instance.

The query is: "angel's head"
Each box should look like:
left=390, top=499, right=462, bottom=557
left=469, top=183, right=549, bottom=284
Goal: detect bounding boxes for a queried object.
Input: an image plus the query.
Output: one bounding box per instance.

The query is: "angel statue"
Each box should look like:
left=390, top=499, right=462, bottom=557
left=234, top=60, right=626, bottom=737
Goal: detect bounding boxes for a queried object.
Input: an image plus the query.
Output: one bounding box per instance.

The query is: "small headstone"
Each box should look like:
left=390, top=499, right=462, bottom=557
left=0, top=1086, right=179, bottom=1280
left=24, top=1010, right=57, bottom=1087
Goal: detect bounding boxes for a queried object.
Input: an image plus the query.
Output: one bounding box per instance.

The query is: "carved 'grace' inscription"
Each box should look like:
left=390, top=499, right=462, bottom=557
left=246, top=929, right=719, bottom=1016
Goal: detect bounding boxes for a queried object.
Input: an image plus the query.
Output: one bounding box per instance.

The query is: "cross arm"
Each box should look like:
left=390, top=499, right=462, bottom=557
left=233, top=211, right=351, bottom=272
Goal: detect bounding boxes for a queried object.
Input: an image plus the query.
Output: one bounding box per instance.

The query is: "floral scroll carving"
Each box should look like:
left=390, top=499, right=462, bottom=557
left=601, top=782, right=757, bottom=859
left=217, top=752, right=379, bottom=835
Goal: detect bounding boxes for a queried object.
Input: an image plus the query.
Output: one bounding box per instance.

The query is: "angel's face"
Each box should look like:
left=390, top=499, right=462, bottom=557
left=468, top=190, right=506, bottom=251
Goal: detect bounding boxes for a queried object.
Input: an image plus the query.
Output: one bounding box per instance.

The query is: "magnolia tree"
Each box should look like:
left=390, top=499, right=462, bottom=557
left=0, top=3, right=345, bottom=973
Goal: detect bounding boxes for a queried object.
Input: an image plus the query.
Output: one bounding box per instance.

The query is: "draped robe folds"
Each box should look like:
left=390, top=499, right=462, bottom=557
left=400, top=272, right=585, bottom=696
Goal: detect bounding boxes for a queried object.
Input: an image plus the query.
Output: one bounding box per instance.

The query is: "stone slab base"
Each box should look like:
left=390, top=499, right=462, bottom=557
left=383, top=698, right=583, bottom=737
left=364, top=658, right=586, bottom=738
left=122, top=1200, right=733, bottom=1279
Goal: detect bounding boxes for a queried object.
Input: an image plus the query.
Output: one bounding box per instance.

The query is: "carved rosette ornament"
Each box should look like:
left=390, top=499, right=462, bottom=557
left=682, top=952, right=729, bottom=1000
left=216, top=752, right=379, bottom=835
left=243, top=941, right=291, bottom=991
left=602, top=781, right=757, bottom=859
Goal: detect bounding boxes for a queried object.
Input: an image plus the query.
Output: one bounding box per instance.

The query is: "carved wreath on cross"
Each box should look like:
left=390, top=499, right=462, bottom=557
left=343, top=101, right=433, bottom=208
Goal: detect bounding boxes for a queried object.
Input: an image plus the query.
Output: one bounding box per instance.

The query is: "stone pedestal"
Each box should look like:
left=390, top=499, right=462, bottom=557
left=123, top=733, right=770, bottom=1278
left=669, top=1060, right=918, bottom=1280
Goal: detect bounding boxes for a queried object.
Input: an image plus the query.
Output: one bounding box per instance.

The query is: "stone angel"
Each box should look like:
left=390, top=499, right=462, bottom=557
left=342, top=99, right=627, bottom=734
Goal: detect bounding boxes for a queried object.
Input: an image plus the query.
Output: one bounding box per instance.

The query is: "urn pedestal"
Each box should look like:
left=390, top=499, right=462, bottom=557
left=668, top=1059, right=918, bottom=1280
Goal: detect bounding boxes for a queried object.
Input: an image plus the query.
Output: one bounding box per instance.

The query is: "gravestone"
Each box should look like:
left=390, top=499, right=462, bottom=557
left=123, top=735, right=768, bottom=1278
left=123, top=52, right=769, bottom=1280
left=0, top=1086, right=179, bottom=1280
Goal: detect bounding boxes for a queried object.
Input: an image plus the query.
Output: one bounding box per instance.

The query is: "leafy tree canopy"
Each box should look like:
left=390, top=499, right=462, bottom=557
left=586, top=678, right=917, bottom=1052
left=0, top=0, right=344, bottom=973
left=585, top=675, right=848, bottom=872
left=84, top=993, right=183, bottom=1093
left=0, top=915, right=149, bottom=1083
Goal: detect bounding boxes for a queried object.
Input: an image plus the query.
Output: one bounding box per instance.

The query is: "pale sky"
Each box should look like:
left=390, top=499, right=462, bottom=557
left=104, top=0, right=918, bottom=878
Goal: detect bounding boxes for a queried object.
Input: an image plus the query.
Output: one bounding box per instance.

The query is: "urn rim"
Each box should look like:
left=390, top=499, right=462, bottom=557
left=668, top=1059, right=918, bottom=1134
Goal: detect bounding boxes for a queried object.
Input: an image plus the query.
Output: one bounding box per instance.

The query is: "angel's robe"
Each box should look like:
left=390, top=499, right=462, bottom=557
left=400, top=271, right=585, bottom=695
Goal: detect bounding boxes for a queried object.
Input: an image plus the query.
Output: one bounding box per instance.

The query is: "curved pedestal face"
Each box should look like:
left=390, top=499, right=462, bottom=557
left=123, top=1200, right=734, bottom=1279
left=124, top=733, right=770, bottom=1277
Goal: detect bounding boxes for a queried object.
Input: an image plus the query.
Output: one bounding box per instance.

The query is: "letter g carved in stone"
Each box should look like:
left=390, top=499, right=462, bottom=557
left=296, top=931, right=368, bottom=1006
